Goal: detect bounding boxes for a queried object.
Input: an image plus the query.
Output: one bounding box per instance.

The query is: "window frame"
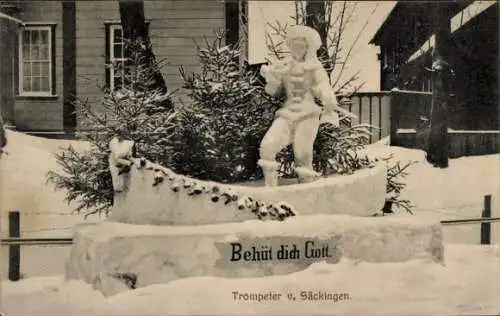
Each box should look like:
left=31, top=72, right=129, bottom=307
left=18, top=24, right=55, bottom=97
left=107, top=23, right=128, bottom=91
left=105, top=21, right=150, bottom=91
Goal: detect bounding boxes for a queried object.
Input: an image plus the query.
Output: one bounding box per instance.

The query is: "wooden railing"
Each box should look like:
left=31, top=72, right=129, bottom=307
left=349, top=89, right=500, bottom=157
left=347, top=90, right=432, bottom=145
left=347, top=92, right=392, bottom=144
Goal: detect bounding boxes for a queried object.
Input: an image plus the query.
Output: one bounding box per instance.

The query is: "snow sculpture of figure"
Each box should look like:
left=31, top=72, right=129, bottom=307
left=109, top=126, right=135, bottom=192
left=258, top=25, right=357, bottom=186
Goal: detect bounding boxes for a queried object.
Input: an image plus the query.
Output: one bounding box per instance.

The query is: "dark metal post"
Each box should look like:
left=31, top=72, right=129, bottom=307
left=481, top=195, right=492, bottom=245
left=8, top=211, right=20, bottom=281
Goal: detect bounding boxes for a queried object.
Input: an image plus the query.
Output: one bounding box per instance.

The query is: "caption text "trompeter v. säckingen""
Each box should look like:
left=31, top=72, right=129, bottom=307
left=232, top=291, right=351, bottom=303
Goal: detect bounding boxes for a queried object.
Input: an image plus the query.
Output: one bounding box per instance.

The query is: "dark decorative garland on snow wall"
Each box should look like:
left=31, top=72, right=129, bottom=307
left=128, top=157, right=297, bottom=221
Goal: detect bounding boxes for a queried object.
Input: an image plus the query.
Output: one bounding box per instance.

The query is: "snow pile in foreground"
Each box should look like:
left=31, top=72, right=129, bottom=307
left=362, top=141, right=499, bottom=213
left=362, top=142, right=500, bottom=244
left=104, top=245, right=500, bottom=316
left=2, top=275, right=62, bottom=296
left=0, top=130, right=96, bottom=236
left=2, top=245, right=500, bottom=316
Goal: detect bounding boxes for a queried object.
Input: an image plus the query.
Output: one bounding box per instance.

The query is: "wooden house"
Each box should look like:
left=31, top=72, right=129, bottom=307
left=367, top=1, right=499, bottom=156
left=0, top=0, right=240, bottom=135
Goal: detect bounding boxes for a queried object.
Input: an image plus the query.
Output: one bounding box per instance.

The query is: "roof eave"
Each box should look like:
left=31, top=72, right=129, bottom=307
left=369, top=2, right=400, bottom=46
left=369, top=1, right=476, bottom=46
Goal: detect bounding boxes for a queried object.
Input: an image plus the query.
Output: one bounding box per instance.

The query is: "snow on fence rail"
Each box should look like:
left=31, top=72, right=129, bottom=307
left=1, top=195, right=495, bottom=281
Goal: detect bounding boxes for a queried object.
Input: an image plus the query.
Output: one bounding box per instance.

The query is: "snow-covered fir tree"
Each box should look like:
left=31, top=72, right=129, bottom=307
left=172, top=31, right=279, bottom=183
left=47, top=39, right=176, bottom=216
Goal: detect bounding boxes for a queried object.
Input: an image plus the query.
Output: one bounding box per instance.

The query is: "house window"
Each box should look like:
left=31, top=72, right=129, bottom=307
left=106, top=24, right=129, bottom=91
left=18, top=25, right=55, bottom=96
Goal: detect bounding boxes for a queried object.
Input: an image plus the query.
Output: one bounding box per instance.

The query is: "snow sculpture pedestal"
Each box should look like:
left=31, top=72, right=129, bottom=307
left=66, top=216, right=444, bottom=297
left=65, top=159, right=444, bottom=297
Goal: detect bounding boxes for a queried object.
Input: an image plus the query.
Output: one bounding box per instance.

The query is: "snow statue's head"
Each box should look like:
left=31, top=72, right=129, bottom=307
left=116, top=122, right=136, bottom=141
left=286, top=25, right=321, bottom=63
left=116, top=124, right=130, bottom=141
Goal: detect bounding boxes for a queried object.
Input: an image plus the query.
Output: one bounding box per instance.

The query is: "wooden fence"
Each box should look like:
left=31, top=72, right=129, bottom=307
left=396, top=129, right=500, bottom=157
left=347, top=92, right=392, bottom=144
left=349, top=90, right=500, bottom=157
left=346, top=90, right=432, bottom=145
left=1, top=195, right=496, bottom=282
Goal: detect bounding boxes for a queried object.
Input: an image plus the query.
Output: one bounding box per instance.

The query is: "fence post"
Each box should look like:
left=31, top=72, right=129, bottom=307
left=8, top=211, right=20, bottom=281
left=389, top=90, right=399, bottom=147
left=480, top=195, right=492, bottom=245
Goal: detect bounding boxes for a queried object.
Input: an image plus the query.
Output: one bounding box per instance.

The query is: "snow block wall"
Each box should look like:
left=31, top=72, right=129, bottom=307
left=66, top=216, right=444, bottom=297
left=108, top=159, right=387, bottom=225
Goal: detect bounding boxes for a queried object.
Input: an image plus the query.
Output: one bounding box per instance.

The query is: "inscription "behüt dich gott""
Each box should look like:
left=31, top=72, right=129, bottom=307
left=229, top=240, right=333, bottom=262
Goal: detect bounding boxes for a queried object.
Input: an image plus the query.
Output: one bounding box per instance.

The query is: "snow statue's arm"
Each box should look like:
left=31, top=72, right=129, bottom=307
left=260, top=63, right=285, bottom=97
left=312, top=66, right=357, bottom=125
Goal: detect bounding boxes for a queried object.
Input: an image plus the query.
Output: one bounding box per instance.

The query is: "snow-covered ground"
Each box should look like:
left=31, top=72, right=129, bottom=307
left=1, top=131, right=499, bottom=315
left=0, top=131, right=99, bottom=281
left=2, top=245, right=500, bottom=316
left=0, top=131, right=95, bottom=238
left=363, top=137, right=500, bottom=245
